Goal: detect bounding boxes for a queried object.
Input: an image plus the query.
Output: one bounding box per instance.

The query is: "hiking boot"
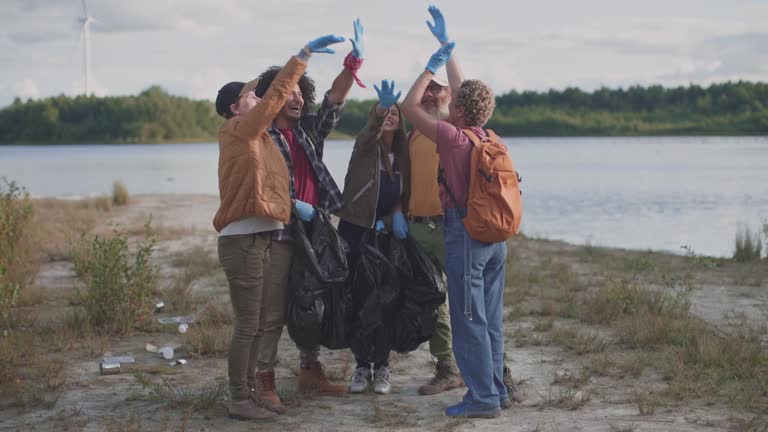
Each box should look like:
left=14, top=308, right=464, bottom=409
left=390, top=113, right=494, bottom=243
left=418, top=360, right=464, bottom=395
left=252, top=370, right=286, bottom=414
left=350, top=366, right=372, bottom=393
left=228, top=398, right=278, bottom=421
left=373, top=367, right=391, bottom=395
left=298, top=360, right=348, bottom=395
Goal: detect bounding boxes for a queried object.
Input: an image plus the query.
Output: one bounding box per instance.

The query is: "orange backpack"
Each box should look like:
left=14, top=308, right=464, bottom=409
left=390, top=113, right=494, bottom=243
left=439, top=129, right=523, bottom=243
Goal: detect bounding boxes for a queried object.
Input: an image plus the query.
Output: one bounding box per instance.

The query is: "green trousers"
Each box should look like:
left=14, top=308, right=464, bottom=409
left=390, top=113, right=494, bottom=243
left=409, top=221, right=454, bottom=364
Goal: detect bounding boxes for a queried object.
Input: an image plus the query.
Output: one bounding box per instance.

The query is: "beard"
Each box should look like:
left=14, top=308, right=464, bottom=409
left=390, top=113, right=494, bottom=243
left=422, top=102, right=450, bottom=121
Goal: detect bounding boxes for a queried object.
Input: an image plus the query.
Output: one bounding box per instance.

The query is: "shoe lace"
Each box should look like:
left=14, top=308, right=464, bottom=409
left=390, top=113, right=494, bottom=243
left=352, top=367, right=370, bottom=382
left=375, top=368, right=389, bottom=381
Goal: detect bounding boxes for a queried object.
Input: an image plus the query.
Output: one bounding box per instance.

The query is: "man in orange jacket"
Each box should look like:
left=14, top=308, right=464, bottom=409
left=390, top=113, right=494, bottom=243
left=213, top=33, right=345, bottom=421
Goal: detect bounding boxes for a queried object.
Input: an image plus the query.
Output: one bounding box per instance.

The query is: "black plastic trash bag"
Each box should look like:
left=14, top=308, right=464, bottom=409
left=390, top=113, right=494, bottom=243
left=287, top=211, right=350, bottom=351
left=348, top=231, right=401, bottom=363
left=391, top=236, right=447, bottom=353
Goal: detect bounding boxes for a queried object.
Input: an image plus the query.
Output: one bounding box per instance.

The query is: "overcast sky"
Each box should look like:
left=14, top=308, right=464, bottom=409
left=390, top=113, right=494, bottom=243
left=1, top=0, right=766, bottom=107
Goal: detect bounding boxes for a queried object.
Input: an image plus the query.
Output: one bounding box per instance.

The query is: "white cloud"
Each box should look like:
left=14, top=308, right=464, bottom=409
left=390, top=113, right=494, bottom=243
left=0, top=0, right=766, bottom=107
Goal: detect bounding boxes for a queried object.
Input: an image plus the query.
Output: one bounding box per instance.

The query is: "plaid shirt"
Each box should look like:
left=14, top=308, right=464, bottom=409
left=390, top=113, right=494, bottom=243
left=269, top=91, right=345, bottom=239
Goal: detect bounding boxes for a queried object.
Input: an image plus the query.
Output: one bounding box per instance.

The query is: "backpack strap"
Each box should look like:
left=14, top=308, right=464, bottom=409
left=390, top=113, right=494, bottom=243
left=461, top=128, right=484, bottom=146
left=437, top=167, right=461, bottom=209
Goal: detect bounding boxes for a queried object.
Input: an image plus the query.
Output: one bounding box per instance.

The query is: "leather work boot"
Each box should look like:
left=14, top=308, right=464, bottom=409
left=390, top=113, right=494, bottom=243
left=418, top=359, right=465, bottom=395
left=297, top=359, right=348, bottom=395
left=228, top=398, right=278, bottom=421
left=252, top=370, right=286, bottom=414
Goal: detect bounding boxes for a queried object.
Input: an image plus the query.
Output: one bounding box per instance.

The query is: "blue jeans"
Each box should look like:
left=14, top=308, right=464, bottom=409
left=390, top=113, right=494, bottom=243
left=443, top=208, right=508, bottom=410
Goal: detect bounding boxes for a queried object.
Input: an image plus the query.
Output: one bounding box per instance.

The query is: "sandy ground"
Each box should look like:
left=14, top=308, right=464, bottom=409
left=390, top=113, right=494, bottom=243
left=1, top=194, right=765, bottom=432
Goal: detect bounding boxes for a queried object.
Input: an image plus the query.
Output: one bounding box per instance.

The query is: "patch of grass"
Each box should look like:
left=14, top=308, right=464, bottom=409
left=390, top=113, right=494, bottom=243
left=71, top=221, right=157, bottom=334
left=634, top=389, right=659, bottom=416
left=0, top=333, right=66, bottom=410
left=732, top=415, right=768, bottom=432
left=30, top=197, right=112, bottom=261
left=609, top=424, right=638, bottom=432
left=538, top=385, right=594, bottom=410
left=184, top=320, right=231, bottom=356
left=160, top=246, right=220, bottom=314
left=0, top=178, right=36, bottom=332
left=734, top=225, right=763, bottom=262
left=552, top=369, right=592, bottom=388
left=133, top=373, right=226, bottom=411
left=512, top=327, right=546, bottom=347
left=549, top=327, right=610, bottom=354
left=533, top=318, right=555, bottom=332
left=112, top=181, right=129, bottom=206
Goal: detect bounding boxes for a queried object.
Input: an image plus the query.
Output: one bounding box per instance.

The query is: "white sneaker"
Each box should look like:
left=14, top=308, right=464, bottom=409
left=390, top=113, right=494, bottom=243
left=373, top=367, right=391, bottom=394
left=350, top=367, right=372, bottom=393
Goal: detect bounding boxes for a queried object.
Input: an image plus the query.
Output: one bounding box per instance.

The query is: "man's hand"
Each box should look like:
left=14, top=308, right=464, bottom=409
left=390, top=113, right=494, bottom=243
left=426, top=5, right=449, bottom=44
left=306, top=34, right=346, bottom=54
left=374, top=80, right=402, bottom=110
left=351, top=18, right=364, bottom=59
left=426, top=41, right=456, bottom=74
left=294, top=200, right=316, bottom=222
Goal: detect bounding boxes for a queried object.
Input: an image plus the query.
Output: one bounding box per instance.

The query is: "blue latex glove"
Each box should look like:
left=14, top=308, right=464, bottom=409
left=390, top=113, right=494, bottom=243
left=307, top=34, right=346, bottom=54
left=392, top=211, right=408, bottom=240
left=426, top=5, right=449, bottom=44
left=350, top=18, right=364, bottom=59
left=373, top=80, right=402, bottom=110
left=426, top=41, right=456, bottom=74
left=374, top=220, right=385, bottom=232
left=294, top=200, right=316, bottom=222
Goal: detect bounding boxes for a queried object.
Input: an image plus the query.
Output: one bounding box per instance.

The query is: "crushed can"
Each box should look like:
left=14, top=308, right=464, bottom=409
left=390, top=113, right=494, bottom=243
left=99, top=362, right=121, bottom=375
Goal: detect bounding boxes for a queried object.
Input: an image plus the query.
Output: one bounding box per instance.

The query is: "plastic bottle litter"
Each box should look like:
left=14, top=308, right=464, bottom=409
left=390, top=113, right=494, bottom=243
left=145, top=343, right=159, bottom=353
left=159, top=346, right=174, bottom=360
left=178, top=323, right=188, bottom=334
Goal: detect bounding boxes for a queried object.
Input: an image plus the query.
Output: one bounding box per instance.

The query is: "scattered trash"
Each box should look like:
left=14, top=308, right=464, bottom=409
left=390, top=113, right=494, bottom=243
left=159, top=346, right=175, bottom=360
left=169, top=359, right=188, bottom=366
left=157, top=315, right=195, bottom=325
left=145, top=343, right=159, bottom=353
left=102, top=355, right=135, bottom=364
left=99, top=362, right=121, bottom=375
left=178, top=323, right=189, bottom=334
left=155, top=301, right=165, bottom=313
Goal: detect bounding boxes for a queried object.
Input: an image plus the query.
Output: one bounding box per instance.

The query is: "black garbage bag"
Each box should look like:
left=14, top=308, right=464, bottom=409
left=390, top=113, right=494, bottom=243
left=392, top=236, right=447, bottom=353
left=287, top=211, right=350, bottom=351
left=320, top=280, right=351, bottom=350
left=348, top=231, right=401, bottom=363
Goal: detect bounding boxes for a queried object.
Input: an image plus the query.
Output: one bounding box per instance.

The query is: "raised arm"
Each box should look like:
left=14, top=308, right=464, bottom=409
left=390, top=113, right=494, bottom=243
left=401, top=43, right=456, bottom=143
left=239, top=35, right=345, bottom=138
left=327, top=18, right=365, bottom=105
left=356, top=80, right=402, bottom=144
left=427, top=5, right=464, bottom=90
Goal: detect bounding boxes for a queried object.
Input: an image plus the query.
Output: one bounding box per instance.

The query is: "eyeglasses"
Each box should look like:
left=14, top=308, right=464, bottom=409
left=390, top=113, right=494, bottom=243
left=425, top=85, right=446, bottom=95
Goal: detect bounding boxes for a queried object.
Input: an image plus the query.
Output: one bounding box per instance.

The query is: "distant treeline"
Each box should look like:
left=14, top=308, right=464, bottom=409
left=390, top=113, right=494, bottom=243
left=1, top=81, right=766, bottom=144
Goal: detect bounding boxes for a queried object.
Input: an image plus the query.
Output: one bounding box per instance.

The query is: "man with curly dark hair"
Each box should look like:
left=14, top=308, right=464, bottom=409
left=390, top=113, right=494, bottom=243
left=252, top=19, right=367, bottom=396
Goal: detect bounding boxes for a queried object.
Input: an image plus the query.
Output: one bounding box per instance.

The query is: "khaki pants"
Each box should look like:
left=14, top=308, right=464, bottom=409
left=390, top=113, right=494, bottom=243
left=409, top=221, right=454, bottom=364
left=218, top=233, right=292, bottom=400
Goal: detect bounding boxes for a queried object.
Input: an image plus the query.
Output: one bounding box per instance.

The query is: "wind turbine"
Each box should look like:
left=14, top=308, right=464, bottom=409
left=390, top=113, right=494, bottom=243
left=78, top=0, right=93, bottom=95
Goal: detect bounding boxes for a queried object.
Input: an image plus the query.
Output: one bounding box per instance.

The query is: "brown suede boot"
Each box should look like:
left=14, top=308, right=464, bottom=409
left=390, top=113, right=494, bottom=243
left=418, top=359, right=465, bottom=395
left=228, top=398, right=278, bottom=421
left=297, top=359, right=348, bottom=395
left=252, top=370, right=286, bottom=414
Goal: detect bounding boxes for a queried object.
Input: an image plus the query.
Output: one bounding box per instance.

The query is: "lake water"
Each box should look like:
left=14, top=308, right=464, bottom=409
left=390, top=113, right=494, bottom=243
left=1, top=136, right=766, bottom=257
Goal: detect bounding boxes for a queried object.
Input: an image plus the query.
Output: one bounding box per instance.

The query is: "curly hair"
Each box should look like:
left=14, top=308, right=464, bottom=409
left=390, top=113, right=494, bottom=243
left=455, top=80, right=495, bottom=127
left=253, top=66, right=316, bottom=113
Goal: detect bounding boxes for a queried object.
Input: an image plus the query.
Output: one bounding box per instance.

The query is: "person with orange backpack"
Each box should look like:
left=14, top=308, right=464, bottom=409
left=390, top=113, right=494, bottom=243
left=400, top=5, right=523, bottom=419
